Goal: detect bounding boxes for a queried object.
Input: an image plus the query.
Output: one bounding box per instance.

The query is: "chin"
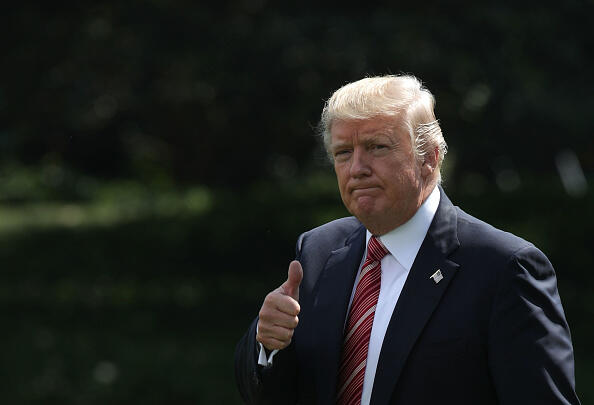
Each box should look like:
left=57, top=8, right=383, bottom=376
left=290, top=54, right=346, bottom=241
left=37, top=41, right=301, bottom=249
left=351, top=197, right=379, bottom=213
left=349, top=203, right=371, bottom=217
left=351, top=208, right=378, bottom=225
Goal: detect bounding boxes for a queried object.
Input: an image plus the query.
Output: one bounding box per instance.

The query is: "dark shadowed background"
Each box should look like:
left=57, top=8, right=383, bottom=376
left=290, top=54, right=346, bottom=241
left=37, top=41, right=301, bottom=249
left=1, top=2, right=592, bottom=404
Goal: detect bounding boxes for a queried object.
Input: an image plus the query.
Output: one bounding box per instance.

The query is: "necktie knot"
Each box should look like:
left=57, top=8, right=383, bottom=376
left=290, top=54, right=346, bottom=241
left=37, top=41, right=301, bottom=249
left=367, top=236, right=388, bottom=263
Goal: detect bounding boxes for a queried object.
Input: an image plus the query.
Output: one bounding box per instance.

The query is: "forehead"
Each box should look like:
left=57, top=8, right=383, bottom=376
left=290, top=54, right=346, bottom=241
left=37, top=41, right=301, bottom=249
left=330, top=116, right=406, bottom=144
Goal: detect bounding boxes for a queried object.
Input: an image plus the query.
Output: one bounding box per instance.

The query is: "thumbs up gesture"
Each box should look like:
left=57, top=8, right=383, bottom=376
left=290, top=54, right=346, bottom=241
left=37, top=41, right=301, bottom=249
left=257, top=261, right=303, bottom=351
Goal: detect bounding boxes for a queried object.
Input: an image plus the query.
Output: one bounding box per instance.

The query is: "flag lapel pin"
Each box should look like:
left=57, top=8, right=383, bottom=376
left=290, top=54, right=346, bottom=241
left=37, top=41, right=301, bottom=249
left=430, top=269, right=443, bottom=284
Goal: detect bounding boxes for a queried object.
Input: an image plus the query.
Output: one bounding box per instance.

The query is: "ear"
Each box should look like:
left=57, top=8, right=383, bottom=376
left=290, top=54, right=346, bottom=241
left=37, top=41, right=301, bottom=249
left=421, top=146, right=439, bottom=178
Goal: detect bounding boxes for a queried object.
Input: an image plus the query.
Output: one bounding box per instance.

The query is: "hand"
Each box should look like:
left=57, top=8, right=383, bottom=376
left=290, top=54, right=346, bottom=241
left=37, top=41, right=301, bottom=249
left=256, top=261, right=303, bottom=351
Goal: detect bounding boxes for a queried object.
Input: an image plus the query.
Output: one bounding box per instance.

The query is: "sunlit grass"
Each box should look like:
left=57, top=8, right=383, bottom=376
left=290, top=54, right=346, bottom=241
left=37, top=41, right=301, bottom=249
left=0, top=186, right=213, bottom=234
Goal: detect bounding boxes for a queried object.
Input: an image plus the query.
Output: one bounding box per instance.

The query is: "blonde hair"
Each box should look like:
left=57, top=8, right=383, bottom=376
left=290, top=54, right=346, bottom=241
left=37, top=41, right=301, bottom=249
left=319, top=75, right=447, bottom=173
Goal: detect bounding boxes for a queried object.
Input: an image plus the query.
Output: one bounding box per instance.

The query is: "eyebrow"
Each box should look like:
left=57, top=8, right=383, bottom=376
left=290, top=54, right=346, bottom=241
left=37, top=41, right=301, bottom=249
left=331, top=141, right=351, bottom=152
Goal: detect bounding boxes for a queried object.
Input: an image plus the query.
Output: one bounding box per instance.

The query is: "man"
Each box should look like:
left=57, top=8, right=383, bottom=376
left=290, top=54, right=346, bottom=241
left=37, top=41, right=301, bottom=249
left=235, top=75, right=580, bottom=404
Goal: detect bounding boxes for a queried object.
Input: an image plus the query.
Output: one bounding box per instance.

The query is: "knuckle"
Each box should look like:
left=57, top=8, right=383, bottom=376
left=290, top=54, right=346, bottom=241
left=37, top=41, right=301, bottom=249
left=286, top=301, right=300, bottom=316
left=258, top=306, right=274, bottom=321
left=258, top=322, right=273, bottom=336
left=262, top=294, right=274, bottom=306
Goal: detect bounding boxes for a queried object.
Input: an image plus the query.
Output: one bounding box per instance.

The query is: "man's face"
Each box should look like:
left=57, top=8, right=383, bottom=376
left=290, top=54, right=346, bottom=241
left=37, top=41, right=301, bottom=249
left=330, top=117, right=428, bottom=235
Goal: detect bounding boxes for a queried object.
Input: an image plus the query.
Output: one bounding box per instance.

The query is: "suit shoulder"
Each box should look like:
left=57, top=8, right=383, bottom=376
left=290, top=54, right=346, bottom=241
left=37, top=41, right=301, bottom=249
left=451, top=206, right=555, bottom=293
left=298, top=216, right=362, bottom=249
left=454, top=207, right=536, bottom=258
left=296, top=216, right=363, bottom=262
left=295, top=217, right=364, bottom=293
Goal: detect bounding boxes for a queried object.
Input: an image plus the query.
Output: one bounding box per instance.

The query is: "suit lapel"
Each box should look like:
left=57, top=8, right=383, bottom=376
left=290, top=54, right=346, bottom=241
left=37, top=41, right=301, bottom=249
left=370, top=188, right=461, bottom=405
left=311, top=224, right=366, bottom=405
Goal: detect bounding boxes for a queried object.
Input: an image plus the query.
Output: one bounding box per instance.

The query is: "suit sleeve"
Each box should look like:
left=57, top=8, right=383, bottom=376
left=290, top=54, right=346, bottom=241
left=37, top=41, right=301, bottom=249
left=488, top=245, right=580, bottom=404
left=234, top=235, right=306, bottom=404
left=234, top=317, right=298, bottom=404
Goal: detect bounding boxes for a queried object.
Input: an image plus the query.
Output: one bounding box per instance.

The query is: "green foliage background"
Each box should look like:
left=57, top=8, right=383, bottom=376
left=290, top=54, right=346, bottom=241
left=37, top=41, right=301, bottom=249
left=0, top=2, right=592, bottom=404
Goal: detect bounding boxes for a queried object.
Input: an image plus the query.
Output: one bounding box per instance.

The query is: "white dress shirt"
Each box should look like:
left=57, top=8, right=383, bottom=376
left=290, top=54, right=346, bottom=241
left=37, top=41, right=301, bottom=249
left=258, top=186, right=440, bottom=405
left=356, top=186, right=440, bottom=405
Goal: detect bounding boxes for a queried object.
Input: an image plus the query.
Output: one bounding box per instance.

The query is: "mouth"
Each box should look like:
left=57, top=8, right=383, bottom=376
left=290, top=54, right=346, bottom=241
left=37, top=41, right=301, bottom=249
left=351, top=186, right=380, bottom=194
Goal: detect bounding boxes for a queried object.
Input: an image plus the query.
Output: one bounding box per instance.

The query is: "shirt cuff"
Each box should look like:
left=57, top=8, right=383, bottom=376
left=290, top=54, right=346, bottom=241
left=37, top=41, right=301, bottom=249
left=257, top=342, right=279, bottom=367
left=256, top=324, right=280, bottom=367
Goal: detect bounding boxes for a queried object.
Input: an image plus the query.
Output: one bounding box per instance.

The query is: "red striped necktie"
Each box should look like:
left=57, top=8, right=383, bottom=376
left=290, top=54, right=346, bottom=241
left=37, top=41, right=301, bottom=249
left=336, top=235, right=388, bottom=405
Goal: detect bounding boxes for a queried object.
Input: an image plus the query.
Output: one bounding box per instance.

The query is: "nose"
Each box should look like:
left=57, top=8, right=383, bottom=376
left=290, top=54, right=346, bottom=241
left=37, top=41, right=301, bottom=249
left=349, top=147, right=371, bottom=178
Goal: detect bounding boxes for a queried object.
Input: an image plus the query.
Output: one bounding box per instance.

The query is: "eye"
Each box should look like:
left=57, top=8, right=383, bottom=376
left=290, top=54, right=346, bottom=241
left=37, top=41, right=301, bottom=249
left=333, top=149, right=352, bottom=160
left=371, top=144, right=388, bottom=151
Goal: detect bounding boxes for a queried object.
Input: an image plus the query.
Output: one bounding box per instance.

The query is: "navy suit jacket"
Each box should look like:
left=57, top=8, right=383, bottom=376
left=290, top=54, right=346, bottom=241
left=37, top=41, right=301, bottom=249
left=235, top=188, right=580, bottom=404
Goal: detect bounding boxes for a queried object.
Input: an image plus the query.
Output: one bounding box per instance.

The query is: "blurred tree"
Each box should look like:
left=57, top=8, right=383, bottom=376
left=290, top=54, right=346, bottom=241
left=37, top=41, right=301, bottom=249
left=1, top=2, right=591, bottom=187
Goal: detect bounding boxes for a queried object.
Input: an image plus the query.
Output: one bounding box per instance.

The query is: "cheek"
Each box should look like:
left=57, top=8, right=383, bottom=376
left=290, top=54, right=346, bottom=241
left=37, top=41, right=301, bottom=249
left=334, top=170, right=353, bottom=204
left=337, top=181, right=350, bottom=203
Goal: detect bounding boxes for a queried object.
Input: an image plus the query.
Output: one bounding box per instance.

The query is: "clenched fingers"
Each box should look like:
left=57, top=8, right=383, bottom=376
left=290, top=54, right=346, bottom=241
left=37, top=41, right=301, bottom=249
left=259, top=305, right=299, bottom=329
left=256, top=324, right=295, bottom=350
left=264, top=289, right=300, bottom=316
left=257, top=335, right=289, bottom=351
left=257, top=290, right=301, bottom=351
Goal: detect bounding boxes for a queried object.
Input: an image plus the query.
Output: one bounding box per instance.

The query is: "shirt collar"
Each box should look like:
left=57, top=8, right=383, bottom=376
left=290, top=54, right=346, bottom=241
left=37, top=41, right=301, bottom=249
left=366, top=186, right=440, bottom=271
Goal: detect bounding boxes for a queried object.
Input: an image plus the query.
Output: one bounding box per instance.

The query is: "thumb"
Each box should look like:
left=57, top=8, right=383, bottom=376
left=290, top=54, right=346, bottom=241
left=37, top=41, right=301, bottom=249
left=281, top=260, right=303, bottom=301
